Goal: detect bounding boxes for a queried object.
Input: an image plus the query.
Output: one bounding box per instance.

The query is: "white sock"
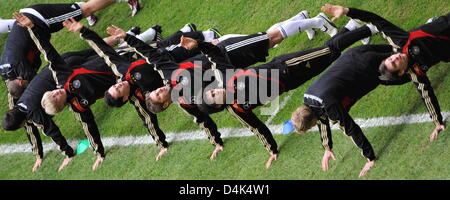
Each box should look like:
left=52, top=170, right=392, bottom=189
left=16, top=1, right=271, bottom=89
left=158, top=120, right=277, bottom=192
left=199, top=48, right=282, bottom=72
left=202, top=31, right=216, bottom=42
left=75, top=2, right=86, bottom=6
left=287, top=11, right=308, bottom=22
left=267, top=22, right=281, bottom=32
left=136, top=27, right=156, bottom=42
left=366, top=24, right=379, bottom=35
left=0, top=19, right=15, bottom=34
left=217, top=34, right=247, bottom=43
left=277, top=18, right=323, bottom=38
left=180, top=25, right=192, bottom=33
left=267, top=11, right=309, bottom=32
left=344, top=19, right=361, bottom=31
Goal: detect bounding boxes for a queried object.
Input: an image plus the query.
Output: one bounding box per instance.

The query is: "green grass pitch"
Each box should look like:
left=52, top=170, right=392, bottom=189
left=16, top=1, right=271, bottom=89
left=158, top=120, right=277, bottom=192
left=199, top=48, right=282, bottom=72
left=0, top=0, right=449, bottom=179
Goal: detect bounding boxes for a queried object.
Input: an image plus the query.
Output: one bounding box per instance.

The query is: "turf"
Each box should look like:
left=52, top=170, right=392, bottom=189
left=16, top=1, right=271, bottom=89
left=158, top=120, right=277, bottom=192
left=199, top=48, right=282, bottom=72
left=0, top=0, right=449, bottom=179
left=0, top=123, right=448, bottom=180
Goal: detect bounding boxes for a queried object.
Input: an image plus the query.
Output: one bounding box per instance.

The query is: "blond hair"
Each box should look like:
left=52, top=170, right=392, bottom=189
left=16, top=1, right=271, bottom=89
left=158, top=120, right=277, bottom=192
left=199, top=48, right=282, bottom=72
left=291, top=105, right=316, bottom=134
left=41, top=91, right=65, bottom=115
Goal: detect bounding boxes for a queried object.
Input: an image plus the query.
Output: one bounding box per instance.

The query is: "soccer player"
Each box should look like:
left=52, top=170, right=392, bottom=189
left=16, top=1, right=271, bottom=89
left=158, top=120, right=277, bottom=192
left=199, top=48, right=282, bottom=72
left=321, top=4, right=448, bottom=141
left=190, top=24, right=376, bottom=168
left=33, top=19, right=132, bottom=170
left=2, top=66, right=75, bottom=172
left=5, top=0, right=139, bottom=91
left=290, top=19, right=447, bottom=178
left=198, top=24, right=377, bottom=114
left=143, top=12, right=345, bottom=168
left=87, top=21, right=222, bottom=160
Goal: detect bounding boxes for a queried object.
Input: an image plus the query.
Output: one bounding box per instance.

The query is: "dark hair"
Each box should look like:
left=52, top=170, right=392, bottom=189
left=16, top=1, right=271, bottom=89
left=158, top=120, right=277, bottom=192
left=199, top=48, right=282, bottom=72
left=7, top=79, right=28, bottom=99
left=2, top=107, right=27, bottom=131
left=378, top=60, right=402, bottom=81
left=196, top=90, right=225, bottom=114
left=197, top=100, right=225, bottom=114
left=104, top=90, right=127, bottom=107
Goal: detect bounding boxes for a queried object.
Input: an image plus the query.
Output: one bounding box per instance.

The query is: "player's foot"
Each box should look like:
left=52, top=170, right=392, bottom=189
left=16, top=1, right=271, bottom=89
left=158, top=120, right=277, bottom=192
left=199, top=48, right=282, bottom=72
left=151, top=24, right=163, bottom=42
left=426, top=17, right=438, bottom=24
left=297, top=10, right=309, bottom=20
left=348, top=19, right=370, bottom=45
left=184, top=23, right=197, bottom=32
left=127, top=26, right=141, bottom=36
left=87, top=15, right=98, bottom=26
left=207, top=27, right=223, bottom=39
left=128, top=0, right=142, bottom=17
left=316, top=13, right=338, bottom=37
left=298, top=10, right=315, bottom=40
left=362, top=24, right=379, bottom=45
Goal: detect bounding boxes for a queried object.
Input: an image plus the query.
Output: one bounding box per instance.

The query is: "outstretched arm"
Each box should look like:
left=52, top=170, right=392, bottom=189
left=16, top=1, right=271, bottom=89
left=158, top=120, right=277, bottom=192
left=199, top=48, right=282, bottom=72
left=68, top=106, right=106, bottom=170
left=316, top=117, right=335, bottom=172
left=321, top=4, right=408, bottom=47
left=178, top=104, right=224, bottom=161
left=17, top=15, right=71, bottom=87
left=64, top=19, right=127, bottom=77
left=226, top=106, right=279, bottom=168
left=408, top=71, right=445, bottom=142
left=129, top=96, right=170, bottom=161
left=32, top=111, right=74, bottom=171
left=325, top=103, right=376, bottom=177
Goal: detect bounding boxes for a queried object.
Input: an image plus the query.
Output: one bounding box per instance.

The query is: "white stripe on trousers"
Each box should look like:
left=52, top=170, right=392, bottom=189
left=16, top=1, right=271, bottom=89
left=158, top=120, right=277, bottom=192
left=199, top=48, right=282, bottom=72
left=225, top=35, right=268, bottom=52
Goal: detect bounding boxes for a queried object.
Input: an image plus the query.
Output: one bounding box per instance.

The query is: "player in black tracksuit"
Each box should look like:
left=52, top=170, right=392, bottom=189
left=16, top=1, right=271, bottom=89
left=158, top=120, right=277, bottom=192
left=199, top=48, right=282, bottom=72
left=73, top=20, right=224, bottom=160
left=2, top=66, right=74, bottom=172
left=1, top=3, right=86, bottom=170
left=0, top=4, right=82, bottom=162
left=192, top=26, right=373, bottom=167
left=35, top=24, right=121, bottom=170
left=292, top=8, right=448, bottom=175
left=7, top=3, right=85, bottom=88
left=299, top=42, right=444, bottom=177
left=136, top=16, right=338, bottom=166
left=0, top=3, right=108, bottom=166
left=2, top=39, right=117, bottom=172
left=12, top=1, right=120, bottom=88
left=0, top=20, right=43, bottom=167
left=140, top=32, right=279, bottom=163
left=1, top=3, right=84, bottom=83
left=220, top=26, right=373, bottom=112
left=321, top=5, right=447, bottom=140
left=104, top=24, right=230, bottom=160
left=338, top=7, right=450, bottom=69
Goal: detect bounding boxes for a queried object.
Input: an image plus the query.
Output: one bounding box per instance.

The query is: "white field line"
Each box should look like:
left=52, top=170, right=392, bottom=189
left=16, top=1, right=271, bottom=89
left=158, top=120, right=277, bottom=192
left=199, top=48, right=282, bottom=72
left=0, top=112, right=449, bottom=155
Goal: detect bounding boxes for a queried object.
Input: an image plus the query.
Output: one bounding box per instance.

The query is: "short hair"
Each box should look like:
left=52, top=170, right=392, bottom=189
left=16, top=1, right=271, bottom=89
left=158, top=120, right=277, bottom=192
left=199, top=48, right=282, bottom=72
left=7, top=79, right=28, bottom=99
left=197, top=98, right=225, bottom=114
left=194, top=90, right=224, bottom=114
left=291, top=105, right=317, bottom=133
left=2, top=107, right=27, bottom=131
left=197, top=102, right=225, bottom=114
left=145, top=96, right=166, bottom=114
left=104, top=90, right=127, bottom=107
left=379, top=60, right=402, bottom=81
left=41, top=91, right=65, bottom=115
